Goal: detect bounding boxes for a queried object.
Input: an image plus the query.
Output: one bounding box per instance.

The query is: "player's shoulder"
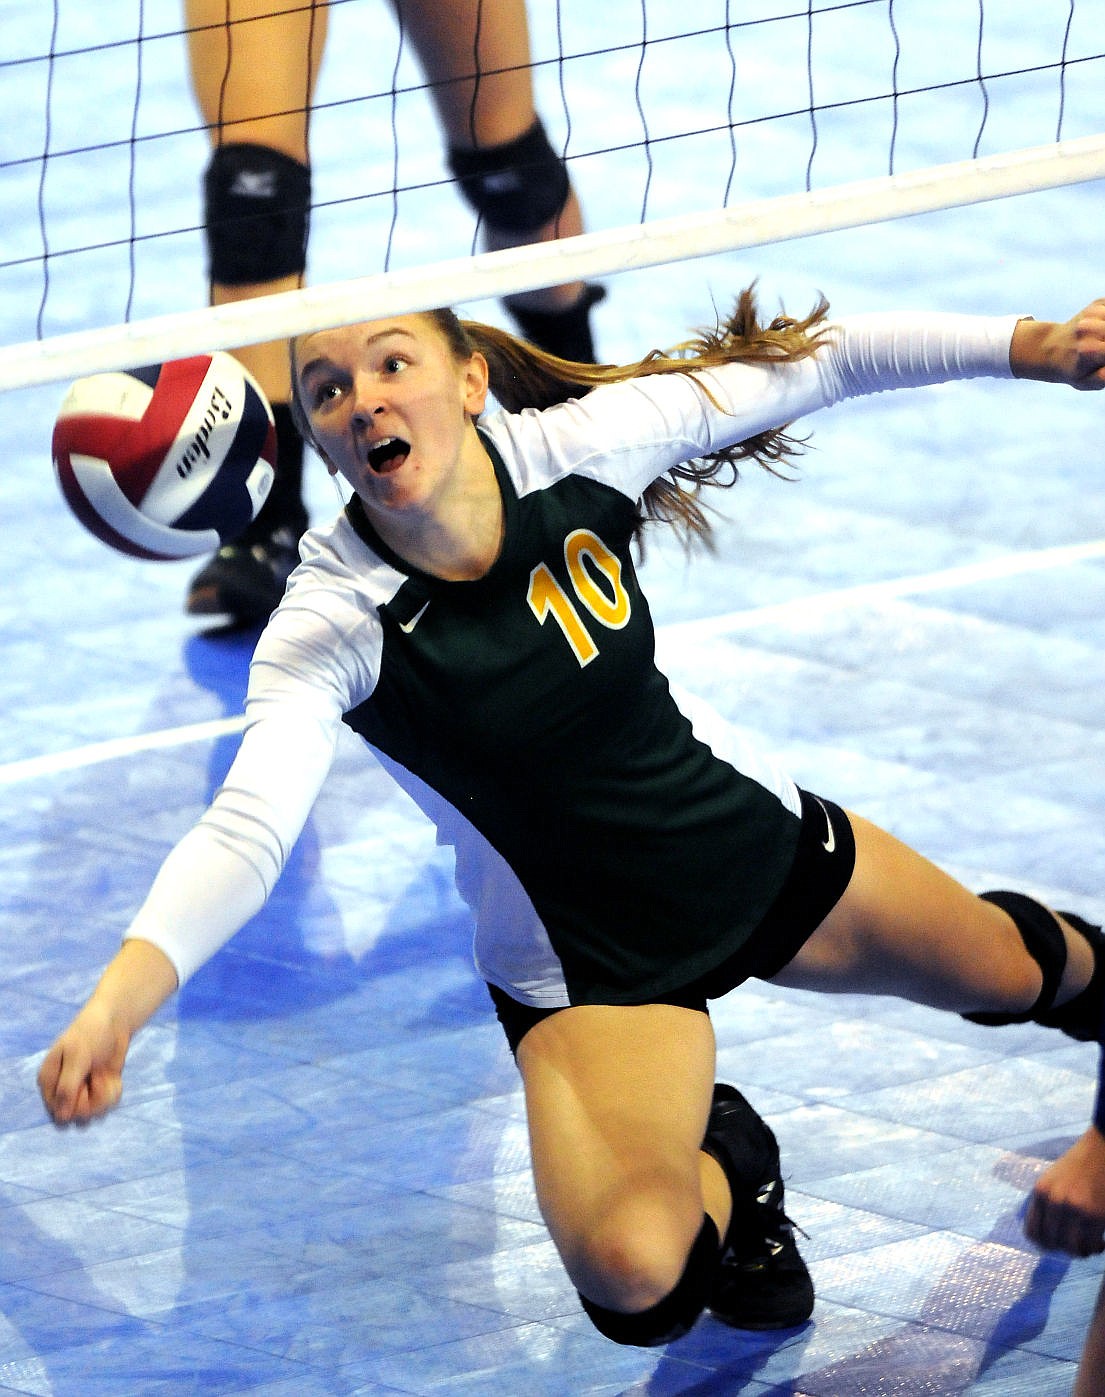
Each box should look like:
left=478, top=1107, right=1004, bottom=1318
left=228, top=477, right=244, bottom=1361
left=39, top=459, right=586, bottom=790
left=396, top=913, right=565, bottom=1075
left=479, top=398, right=651, bottom=502
left=250, top=511, right=403, bottom=703
left=283, top=510, right=409, bottom=619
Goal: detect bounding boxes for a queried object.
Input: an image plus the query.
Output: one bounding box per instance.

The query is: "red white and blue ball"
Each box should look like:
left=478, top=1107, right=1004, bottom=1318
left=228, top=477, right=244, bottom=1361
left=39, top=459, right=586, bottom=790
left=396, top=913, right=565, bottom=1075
left=52, top=353, right=276, bottom=560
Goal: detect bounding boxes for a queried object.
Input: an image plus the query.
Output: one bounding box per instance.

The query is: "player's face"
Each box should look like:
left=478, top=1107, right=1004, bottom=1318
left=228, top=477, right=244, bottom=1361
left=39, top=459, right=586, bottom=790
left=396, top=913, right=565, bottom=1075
left=294, top=315, right=489, bottom=513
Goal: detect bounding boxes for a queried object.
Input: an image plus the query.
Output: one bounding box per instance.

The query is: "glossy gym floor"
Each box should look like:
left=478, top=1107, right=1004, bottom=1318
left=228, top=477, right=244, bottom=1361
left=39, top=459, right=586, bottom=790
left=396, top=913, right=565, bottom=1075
left=2, top=1, right=1103, bottom=1391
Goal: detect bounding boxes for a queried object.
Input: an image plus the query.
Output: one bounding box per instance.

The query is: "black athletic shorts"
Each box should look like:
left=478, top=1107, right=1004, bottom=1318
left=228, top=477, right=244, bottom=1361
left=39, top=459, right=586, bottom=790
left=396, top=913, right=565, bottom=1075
left=488, top=788, right=856, bottom=1055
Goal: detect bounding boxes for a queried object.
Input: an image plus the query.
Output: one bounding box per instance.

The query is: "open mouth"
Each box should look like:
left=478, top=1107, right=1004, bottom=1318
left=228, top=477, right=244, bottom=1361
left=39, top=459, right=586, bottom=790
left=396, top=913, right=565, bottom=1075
left=367, top=437, right=410, bottom=475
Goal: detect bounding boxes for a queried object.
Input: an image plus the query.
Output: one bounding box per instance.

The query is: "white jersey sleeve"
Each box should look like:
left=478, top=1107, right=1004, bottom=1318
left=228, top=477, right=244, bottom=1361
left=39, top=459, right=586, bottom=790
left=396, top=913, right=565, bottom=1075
left=482, top=311, right=1021, bottom=502
left=122, top=570, right=377, bottom=986
left=123, top=704, right=341, bottom=986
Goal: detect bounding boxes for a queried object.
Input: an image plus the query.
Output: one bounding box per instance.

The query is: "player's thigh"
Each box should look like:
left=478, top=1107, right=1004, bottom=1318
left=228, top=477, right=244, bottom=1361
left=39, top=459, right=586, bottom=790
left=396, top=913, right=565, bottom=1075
left=517, top=1003, right=716, bottom=1284
left=184, top=0, right=328, bottom=154
left=771, top=809, right=1038, bottom=1011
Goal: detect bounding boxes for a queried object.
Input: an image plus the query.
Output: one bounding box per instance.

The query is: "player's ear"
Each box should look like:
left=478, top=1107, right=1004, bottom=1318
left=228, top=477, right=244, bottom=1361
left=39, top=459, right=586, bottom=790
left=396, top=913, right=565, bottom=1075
left=463, top=351, right=490, bottom=418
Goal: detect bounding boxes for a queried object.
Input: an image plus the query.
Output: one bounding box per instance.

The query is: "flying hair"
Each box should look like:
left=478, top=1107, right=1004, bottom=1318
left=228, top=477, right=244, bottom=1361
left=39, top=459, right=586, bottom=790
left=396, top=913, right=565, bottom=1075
left=443, top=287, right=830, bottom=546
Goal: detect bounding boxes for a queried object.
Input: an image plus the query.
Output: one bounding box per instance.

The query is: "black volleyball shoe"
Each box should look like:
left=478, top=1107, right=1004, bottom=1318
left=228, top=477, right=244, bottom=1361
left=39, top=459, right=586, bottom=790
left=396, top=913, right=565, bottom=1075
left=185, top=517, right=304, bottom=627
left=703, top=1083, right=814, bottom=1330
left=187, top=399, right=307, bottom=628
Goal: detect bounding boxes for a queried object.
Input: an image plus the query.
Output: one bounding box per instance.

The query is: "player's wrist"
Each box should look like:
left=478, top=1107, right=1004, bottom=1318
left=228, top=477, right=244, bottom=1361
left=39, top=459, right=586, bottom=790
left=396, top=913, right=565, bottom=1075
left=1008, top=315, right=1047, bottom=379
left=93, top=938, right=179, bottom=1034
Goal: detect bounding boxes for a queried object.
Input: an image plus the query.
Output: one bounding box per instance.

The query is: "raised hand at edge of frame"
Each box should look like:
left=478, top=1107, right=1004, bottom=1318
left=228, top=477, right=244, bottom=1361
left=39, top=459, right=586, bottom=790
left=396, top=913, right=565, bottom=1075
left=1010, top=299, right=1105, bottom=390
left=1024, top=1123, right=1105, bottom=1258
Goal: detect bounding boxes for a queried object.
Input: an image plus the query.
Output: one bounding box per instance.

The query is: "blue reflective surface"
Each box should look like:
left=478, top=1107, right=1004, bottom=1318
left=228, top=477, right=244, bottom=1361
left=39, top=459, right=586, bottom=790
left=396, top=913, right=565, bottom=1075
left=2, top=1, right=1103, bottom=1391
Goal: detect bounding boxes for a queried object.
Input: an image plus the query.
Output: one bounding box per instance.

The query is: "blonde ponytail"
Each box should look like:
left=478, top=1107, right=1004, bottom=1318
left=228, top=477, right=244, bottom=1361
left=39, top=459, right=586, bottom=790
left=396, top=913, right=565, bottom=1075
left=456, top=288, right=830, bottom=545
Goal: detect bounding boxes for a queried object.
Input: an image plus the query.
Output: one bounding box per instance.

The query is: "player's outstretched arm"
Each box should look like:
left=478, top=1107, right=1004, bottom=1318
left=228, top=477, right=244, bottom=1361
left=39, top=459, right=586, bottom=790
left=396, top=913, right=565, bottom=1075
left=1010, top=299, right=1105, bottom=389
left=37, top=938, right=179, bottom=1126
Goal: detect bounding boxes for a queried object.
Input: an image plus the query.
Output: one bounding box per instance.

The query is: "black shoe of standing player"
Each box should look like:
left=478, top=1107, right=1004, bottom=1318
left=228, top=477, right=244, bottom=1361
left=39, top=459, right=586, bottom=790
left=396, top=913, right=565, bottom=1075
left=703, top=1084, right=814, bottom=1330
left=185, top=517, right=304, bottom=626
left=186, top=400, right=307, bottom=627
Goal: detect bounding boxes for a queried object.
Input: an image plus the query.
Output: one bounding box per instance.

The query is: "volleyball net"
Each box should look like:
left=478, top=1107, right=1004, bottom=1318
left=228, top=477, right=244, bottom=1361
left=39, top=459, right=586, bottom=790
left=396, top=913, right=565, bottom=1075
left=2, top=0, right=1102, bottom=392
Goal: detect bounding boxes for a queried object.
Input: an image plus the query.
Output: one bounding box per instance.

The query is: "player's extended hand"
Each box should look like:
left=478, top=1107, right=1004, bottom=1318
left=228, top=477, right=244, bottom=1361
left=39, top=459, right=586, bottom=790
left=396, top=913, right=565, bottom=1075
left=1010, top=299, right=1105, bottom=390
left=37, top=1002, right=131, bottom=1126
left=1024, top=1125, right=1105, bottom=1257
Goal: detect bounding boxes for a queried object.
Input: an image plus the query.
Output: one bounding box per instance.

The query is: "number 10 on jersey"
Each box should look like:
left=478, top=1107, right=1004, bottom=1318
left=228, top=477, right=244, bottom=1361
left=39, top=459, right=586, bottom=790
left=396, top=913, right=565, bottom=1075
left=527, top=529, right=632, bottom=667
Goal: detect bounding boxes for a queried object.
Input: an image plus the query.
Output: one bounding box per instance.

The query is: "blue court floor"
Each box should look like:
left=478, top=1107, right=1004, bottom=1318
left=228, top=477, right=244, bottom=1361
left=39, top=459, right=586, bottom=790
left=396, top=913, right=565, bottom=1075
left=2, top=2, right=1105, bottom=1392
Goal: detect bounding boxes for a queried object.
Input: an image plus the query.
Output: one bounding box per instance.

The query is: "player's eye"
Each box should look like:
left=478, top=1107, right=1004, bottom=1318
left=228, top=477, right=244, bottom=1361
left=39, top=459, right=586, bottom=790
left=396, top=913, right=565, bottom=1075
left=308, top=379, right=343, bottom=410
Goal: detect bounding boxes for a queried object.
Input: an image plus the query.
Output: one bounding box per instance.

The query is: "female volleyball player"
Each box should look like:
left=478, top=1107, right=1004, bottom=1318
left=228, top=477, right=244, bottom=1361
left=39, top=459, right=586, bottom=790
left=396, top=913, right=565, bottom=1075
left=183, top=0, right=601, bottom=624
left=38, top=289, right=1105, bottom=1347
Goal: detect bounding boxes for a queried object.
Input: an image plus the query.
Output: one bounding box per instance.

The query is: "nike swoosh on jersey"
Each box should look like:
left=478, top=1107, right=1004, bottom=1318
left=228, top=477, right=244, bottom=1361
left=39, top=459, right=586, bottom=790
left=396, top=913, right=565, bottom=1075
left=814, top=797, right=835, bottom=853
left=399, top=600, right=431, bottom=634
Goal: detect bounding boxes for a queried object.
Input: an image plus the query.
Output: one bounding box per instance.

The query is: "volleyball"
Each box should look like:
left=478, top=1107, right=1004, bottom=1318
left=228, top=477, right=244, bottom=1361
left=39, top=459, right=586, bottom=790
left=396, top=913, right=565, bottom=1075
left=51, top=353, right=277, bottom=561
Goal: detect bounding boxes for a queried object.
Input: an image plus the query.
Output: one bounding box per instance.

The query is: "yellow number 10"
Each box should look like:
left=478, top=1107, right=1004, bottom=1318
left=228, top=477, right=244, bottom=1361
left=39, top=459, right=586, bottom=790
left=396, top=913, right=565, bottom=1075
left=527, top=530, right=631, bottom=667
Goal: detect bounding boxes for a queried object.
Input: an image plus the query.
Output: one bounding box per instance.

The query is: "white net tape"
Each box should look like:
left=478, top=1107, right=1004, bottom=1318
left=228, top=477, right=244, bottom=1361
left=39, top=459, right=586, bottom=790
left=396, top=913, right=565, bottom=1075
left=2, top=132, right=1102, bottom=392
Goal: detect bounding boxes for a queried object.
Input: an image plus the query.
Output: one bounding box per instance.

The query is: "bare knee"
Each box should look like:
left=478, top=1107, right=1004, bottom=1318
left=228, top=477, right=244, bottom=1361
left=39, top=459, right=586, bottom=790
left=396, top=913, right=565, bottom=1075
left=563, top=1195, right=701, bottom=1313
left=574, top=1214, right=721, bottom=1347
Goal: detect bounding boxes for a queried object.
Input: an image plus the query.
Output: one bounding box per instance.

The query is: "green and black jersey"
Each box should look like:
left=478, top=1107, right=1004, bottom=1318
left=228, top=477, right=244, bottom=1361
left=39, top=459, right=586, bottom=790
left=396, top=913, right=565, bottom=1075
left=338, top=431, right=801, bottom=1006
left=128, top=312, right=1019, bottom=997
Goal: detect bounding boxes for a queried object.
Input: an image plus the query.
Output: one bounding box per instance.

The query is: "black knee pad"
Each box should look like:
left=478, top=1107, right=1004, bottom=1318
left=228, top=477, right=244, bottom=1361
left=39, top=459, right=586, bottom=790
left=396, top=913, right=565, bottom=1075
left=964, top=890, right=1067, bottom=1027
left=448, top=119, right=570, bottom=234
left=577, top=1216, right=719, bottom=1347
left=1036, top=910, right=1105, bottom=1042
left=965, top=895, right=1105, bottom=1042
left=204, top=143, right=311, bottom=285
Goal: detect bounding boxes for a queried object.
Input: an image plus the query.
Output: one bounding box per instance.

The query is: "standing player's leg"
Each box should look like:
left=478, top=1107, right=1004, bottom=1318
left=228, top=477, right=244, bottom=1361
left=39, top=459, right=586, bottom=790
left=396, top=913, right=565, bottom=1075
left=393, top=0, right=603, bottom=361
left=1076, top=1271, right=1105, bottom=1396
left=183, top=0, right=328, bottom=623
